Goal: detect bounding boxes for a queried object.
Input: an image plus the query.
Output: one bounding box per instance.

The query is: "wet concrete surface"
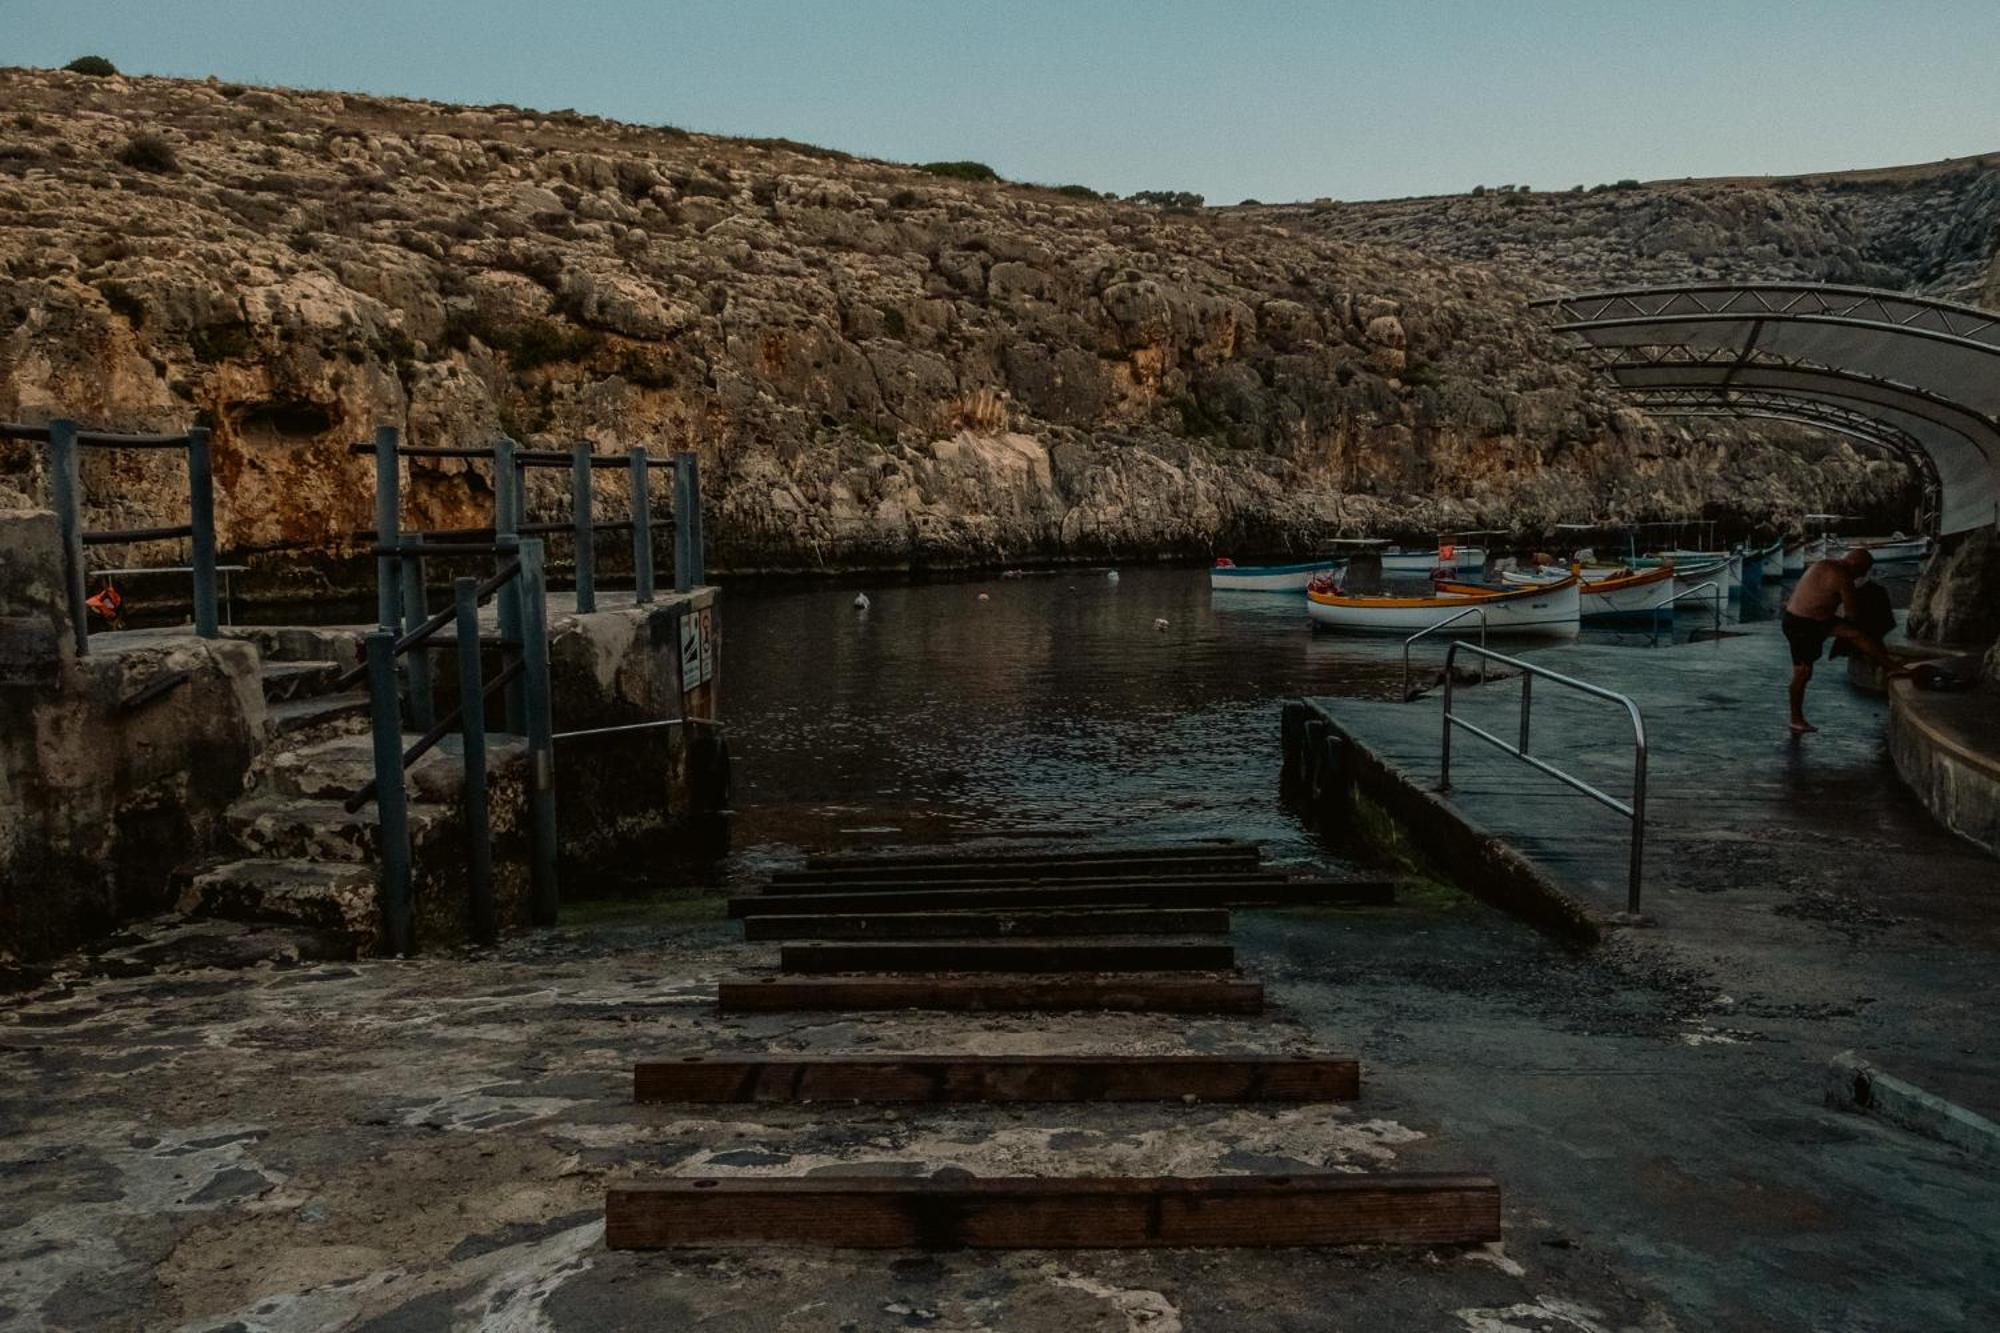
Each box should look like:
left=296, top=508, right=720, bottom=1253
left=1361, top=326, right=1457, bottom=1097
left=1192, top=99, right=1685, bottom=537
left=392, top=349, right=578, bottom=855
left=5, top=859, right=1998, bottom=1331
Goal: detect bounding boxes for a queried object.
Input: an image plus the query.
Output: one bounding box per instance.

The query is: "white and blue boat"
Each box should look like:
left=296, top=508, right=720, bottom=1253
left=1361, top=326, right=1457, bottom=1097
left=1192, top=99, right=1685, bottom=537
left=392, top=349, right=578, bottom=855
left=1210, top=558, right=1343, bottom=593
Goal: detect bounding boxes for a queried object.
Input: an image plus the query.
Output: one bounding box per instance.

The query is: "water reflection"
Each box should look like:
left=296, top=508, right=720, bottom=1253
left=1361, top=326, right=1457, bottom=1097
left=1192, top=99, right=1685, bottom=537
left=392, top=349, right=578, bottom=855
left=716, top=562, right=1920, bottom=872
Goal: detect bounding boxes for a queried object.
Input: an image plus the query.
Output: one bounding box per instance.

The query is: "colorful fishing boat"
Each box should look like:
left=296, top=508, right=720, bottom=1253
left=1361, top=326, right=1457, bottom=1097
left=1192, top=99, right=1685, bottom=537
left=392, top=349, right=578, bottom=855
left=1749, top=537, right=1785, bottom=579
left=1782, top=541, right=1807, bottom=576
left=1632, top=550, right=1743, bottom=598
left=1501, top=563, right=1674, bottom=621
left=1209, top=557, right=1343, bottom=593
left=1306, top=574, right=1580, bottom=637
left=1378, top=544, right=1488, bottom=574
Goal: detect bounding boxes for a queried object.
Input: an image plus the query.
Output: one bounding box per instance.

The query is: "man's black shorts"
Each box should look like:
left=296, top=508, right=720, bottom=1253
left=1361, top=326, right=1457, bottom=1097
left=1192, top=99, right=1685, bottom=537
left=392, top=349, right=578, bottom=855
left=1782, top=611, right=1833, bottom=665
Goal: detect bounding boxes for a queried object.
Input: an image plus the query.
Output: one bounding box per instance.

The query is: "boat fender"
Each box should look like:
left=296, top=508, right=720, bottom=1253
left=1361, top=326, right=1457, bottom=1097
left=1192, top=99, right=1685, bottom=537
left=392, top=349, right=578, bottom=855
left=853, top=593, right=870, bottom=611
left=1154, top=617, right=1169, bottom=631
left=1106, top=570, right=1120, bottom=583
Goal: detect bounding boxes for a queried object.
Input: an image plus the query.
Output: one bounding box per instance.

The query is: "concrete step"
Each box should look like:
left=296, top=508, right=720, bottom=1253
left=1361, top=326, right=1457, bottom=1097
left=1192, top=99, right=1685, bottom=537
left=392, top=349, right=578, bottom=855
left=261, top=731, right=525, bottom=801
left=268, top=692, right=371, bottom=740
left=221, top=794, right=448, bottom=863
left=259, top=659, right=344, bottom=704
left=176, top=856, right=378, bottom=948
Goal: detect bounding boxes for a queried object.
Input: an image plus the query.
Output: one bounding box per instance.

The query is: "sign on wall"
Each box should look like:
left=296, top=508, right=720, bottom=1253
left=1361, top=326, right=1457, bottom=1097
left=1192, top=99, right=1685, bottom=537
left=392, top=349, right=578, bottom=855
left=679, top=605, right=716, bottom=692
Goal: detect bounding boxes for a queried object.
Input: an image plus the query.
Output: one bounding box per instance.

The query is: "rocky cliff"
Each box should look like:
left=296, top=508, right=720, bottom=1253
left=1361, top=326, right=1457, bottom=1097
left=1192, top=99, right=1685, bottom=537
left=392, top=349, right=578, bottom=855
left=0, top=69, right=1923, bottom=584
left=1258, top=157, right=2000, bottom=307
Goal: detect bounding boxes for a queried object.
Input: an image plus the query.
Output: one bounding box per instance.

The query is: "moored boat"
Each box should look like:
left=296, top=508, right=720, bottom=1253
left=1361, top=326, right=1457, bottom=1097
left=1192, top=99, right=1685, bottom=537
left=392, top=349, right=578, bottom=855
left=1307, top=574, right=1580, bottom=637
left=1379, top=544, right=1487, bottom=574
left=1782, top=541, right=1807, bottom=576
left=1209, top=557, right=1343, bottom=593
left=1802, top=534, right=1930, bottom=564
left=1502, top=563, right=1674, bottom=621
left=1750, top=537, right=1785, bottom=579
left=1632, top=550, right=1742, bottom=598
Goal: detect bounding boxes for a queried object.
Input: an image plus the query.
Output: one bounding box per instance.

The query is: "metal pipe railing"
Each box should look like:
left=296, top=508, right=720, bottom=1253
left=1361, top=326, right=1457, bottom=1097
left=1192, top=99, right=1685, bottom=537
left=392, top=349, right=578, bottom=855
left=1650, top=579, right=1722, bottom=647
left=351, top=538, right=557, bottom=953
left=1401, top=605, right=1488, bottom=702
left=16, top=417, right=220, bottom=654
left=1440, top=640, right=1650, bottom=918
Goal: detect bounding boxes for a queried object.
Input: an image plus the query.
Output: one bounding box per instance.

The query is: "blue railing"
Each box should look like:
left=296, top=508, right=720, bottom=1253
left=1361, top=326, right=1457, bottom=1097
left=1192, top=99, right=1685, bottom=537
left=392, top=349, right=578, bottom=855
left=1, top=418, right=218, bottom=655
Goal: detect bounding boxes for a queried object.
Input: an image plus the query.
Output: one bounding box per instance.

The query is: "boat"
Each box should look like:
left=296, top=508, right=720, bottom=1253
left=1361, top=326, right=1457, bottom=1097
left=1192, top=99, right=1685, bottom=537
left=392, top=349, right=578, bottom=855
left=1847, top=535, right=1933, bottom=564
left=1501, top=563, right=1674, bottom=621
left=1379, top=544, right=1487, bottom=574
left=1209, top=557, right=1343, bottom=592
left=1632, top=550, right=1743, bottom=598
left=1749, top=537, right=1785, bottom=580
left=1781, top=540, right=1807, bottom=576
left=1306, top=574, right=1580, bottom=638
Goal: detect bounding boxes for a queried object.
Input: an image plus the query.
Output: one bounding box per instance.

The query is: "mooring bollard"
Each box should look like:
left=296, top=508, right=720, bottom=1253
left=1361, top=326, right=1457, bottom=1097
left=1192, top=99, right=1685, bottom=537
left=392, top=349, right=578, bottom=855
left=571, top=441, right=596, bottom=614
left=365, top=629, right=415, bottom=955
left=187, top=426, right=219, bottom=639
left=454, top=576, right=496, bottom=945
left=518, top=539, right=560, bottom=926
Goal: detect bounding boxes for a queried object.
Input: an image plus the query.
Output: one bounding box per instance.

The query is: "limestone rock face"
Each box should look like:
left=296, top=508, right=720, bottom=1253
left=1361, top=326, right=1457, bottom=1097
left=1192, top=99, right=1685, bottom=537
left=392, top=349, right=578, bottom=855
left=1909, top=525, right=2000, bottom=648
left=0, top=70, right=1917, bottom=579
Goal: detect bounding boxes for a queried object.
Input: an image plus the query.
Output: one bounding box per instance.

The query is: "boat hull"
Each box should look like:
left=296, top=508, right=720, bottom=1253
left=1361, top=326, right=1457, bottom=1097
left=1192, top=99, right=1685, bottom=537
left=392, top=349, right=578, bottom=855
left=1502, top=565, right=1673, bottom=621
left=1378, top=546, right=1487, bottom=574
left=1308, top=578, right=1579, bottom=637
left=1210, top=560, right=1341, bottom=592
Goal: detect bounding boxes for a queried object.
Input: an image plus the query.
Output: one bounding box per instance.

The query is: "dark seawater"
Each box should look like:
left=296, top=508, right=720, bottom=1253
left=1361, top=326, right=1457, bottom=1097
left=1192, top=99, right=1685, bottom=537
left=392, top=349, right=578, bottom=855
left=716, top=563, right=1908, bottom=876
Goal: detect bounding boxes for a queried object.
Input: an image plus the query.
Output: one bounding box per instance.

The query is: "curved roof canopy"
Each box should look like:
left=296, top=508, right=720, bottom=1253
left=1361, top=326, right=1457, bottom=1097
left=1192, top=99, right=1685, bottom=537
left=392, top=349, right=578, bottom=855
left=1540, top=283, right=2000, bottom=534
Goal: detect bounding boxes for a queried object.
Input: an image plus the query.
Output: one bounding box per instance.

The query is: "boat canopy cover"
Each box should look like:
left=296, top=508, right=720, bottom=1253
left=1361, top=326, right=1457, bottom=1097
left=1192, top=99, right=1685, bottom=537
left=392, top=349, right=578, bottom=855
left=1540, top=284, right=2000, bottom=535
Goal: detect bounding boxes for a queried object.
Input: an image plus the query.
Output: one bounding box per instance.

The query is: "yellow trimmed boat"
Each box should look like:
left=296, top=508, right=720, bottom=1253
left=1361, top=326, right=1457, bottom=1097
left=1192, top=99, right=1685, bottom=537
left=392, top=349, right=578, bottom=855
left=1306, top=574, right=1581, bottom=637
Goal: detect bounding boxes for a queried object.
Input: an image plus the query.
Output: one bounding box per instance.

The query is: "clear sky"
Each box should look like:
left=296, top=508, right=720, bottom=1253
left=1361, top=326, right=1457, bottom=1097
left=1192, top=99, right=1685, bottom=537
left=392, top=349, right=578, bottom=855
left=10, top=1, right=1999, bottom=203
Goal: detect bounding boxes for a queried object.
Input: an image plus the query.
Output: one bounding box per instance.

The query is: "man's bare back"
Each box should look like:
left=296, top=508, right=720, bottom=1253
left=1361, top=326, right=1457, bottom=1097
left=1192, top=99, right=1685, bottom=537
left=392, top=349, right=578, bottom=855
left=1786, top=559, right=1852, bottom=622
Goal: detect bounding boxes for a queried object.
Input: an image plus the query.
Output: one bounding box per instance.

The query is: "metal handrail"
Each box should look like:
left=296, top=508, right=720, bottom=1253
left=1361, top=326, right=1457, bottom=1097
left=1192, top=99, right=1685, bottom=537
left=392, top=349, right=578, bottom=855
left=1401, top=605, right=1488, bottom=701
left=1440, top=640, right=1650, bottom=918
left=1649, top=579, right=1722, bottom=647
left=10, top=417, right=219, bottom=654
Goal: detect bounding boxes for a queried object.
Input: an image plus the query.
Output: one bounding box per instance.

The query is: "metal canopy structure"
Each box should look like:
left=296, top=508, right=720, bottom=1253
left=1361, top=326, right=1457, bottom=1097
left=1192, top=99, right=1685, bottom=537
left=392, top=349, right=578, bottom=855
left=1538, top=283, right=2000, bottom=535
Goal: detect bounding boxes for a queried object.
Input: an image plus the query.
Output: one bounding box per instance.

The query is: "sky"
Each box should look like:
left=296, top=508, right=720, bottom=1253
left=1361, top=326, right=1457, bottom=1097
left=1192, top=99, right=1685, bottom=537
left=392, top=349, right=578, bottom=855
left=9, top=1, right=2000, bottom=203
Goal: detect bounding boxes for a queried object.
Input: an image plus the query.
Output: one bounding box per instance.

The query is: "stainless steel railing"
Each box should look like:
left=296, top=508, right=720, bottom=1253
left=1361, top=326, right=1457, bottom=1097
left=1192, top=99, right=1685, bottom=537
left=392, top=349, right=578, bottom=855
left=1440, top=640, right=1650, bottom=918
left=1401, top=605, right=1488, bottom=702
left=1649, top=579, right=1722, bottom=647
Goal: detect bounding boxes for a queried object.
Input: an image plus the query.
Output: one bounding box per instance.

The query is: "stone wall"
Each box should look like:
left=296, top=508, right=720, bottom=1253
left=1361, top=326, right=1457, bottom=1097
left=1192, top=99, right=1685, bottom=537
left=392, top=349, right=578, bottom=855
left=1906, top=525, right=2000, bottom=686
left=1, top=509, right=265, bottom=969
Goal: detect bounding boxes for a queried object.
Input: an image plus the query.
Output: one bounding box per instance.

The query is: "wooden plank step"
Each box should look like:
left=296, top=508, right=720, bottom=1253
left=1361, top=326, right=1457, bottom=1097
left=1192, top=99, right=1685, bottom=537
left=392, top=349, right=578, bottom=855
left=780, top=941, right=1235, bottom=974
left=803, top=841, right=1256, bottom=872
left=716, top=974, right=1264, bottom=1014
left=633, top=1054, right=1360, bottom=1103
left=774, top=850, right=1262, bottom=885
left=764, top=870, right=1288, bottom=894
left=729, top=880, right=1393, bottom=918
left=741, top=907, right=1231, bottom=941
left=605, top=1173, right=1501, bottom=1249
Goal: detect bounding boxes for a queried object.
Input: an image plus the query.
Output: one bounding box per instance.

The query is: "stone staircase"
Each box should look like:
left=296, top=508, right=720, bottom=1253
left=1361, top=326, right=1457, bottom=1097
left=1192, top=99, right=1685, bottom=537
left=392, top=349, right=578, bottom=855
left=174, top=630, right=528, bottom=956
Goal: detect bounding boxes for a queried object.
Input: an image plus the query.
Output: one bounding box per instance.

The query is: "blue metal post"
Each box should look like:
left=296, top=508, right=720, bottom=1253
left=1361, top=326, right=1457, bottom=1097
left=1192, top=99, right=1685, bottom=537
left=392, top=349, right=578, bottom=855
left=517, top=539, right=560, bottom=925
left=399, top=532, right=434, bottom=730
left=672, top=452, right=694, bottom=595
left=628, top=448, right=654, bottom=604
left=47, top=419, right=89, bottom=656
left=683, top=451, right=705, bottom=586
left=494, top=437, right=525, bottom=734
left=372, top=426, right=400, bottom=630
left=571, top=441, right=596, bottom=613
left=366, top=630, right=415, bottom=955
left=186, top=426, right=219, bottom=638
left=454, top=576, right=495, bottom=944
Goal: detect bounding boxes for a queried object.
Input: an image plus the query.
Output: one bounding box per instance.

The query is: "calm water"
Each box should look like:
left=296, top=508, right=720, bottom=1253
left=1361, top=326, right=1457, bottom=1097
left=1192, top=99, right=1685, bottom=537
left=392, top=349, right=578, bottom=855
left=715, top=564, right=1888, bottom=877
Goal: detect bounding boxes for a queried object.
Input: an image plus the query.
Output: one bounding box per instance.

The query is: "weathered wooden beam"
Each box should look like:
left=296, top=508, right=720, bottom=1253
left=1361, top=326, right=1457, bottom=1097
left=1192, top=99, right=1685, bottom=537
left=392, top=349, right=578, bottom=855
left=633, top=1054, right=1359, bottom=1103
left=780, top=941, right=1235, bottom=973
left=729, top=880, right=1393, bottom=918
left=604, top=1173, right=1501, bottom=1249
left=765, top=870, right=1288, bottom=895
left=716, top=975, right=1264, bottom=1014
left=741, top=907, right=1231, bottom=941
left=774, top=850, right=1262, bottom=885
left=802, top=841, right=1256, bottom=872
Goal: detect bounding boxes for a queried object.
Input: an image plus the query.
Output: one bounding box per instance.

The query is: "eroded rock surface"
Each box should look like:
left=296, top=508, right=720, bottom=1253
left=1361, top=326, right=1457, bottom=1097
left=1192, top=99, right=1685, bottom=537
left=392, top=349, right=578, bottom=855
left=0, top=70, right=1914, bottom=581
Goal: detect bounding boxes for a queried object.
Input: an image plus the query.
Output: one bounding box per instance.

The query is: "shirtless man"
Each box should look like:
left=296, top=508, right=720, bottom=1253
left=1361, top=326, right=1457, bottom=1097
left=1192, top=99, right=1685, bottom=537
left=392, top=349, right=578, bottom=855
left=1781, top=548, right=1893, bottom=734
